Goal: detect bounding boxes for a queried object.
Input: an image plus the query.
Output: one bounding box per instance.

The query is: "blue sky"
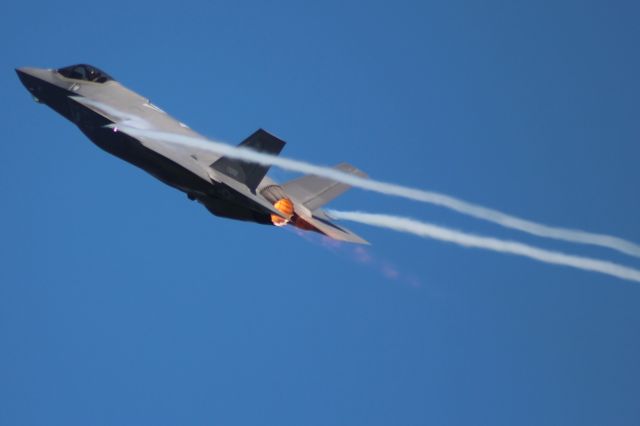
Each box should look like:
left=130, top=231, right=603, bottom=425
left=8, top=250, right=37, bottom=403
left=1, top=1, right=639, bottom=425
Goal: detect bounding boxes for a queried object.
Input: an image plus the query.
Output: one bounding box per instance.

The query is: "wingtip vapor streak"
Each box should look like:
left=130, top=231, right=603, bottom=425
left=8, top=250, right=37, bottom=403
left=16, top=64, right=368, bottom=244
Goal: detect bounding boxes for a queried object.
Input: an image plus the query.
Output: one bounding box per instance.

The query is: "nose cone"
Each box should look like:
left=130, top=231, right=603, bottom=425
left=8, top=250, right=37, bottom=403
left=16, top=67, right=55, bottom=94
left=15, top=67, right=32, bottom=76
left=16, top=66, right=43, bottom=81
left=16, top=67, right=32, bottom=85
left=16, top=67, right=41, bottom=92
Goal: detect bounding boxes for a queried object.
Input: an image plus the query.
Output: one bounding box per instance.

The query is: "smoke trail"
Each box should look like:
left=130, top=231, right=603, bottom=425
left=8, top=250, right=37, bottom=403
left=325, top=210, right=640, bottom=284
left=114, top=125, right=640, bottom=258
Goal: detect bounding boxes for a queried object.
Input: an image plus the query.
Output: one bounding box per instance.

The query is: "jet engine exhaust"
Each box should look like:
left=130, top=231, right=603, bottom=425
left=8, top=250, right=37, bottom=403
left=259, top=185, right=294, bottom=226
left=272, top=198, right=294, bottom=226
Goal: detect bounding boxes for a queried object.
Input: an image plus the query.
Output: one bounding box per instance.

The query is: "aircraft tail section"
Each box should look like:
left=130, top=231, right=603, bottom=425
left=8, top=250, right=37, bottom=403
left=210, top=128, right=285, bottom=192
left=292, top=209, right=369, bottom=244
left=281, top=163, right=369, bottom=244
left=282, top=163, right=367, bottom=210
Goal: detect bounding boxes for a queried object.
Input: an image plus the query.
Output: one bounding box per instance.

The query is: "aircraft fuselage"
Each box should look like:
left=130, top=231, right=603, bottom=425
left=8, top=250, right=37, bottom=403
left=16, top=66, right=273, bottom=224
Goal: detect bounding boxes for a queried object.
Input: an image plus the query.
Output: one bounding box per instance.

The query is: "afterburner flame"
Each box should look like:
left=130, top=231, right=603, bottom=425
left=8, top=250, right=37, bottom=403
left=271, top=198, right=294, bottom=226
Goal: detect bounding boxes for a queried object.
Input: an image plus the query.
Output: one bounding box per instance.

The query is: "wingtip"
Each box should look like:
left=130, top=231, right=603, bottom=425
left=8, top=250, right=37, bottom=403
left=334, top=162, right=368, bottom=179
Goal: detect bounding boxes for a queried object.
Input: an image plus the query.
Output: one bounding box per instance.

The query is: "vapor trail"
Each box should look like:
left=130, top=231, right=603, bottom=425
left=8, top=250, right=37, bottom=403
left=326, top=209, right=640, bottom=284
left=116, top=126, right=640, bottom=258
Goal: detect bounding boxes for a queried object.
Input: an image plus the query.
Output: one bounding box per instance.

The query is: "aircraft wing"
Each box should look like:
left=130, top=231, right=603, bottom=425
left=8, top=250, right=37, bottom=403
left=110, top=124, right=216, bottom=183
left=110, top=126, right=286, bottom=220
left=207, top=168, right=287, bottom=219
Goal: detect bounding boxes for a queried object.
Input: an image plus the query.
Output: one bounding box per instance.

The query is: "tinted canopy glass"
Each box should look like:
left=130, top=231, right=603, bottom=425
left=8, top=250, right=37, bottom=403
left=57, top=64, right=113, bottom=83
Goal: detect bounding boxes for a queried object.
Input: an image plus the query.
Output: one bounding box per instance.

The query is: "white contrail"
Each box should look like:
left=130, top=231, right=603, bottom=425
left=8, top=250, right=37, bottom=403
left=114, top=125, right=640, bottom=258
left=325, top=210, right=640, bottom=284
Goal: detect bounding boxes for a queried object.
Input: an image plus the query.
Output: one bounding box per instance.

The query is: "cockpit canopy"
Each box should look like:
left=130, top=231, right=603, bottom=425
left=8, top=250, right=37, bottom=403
left=57, top=64, right=113, bottom=83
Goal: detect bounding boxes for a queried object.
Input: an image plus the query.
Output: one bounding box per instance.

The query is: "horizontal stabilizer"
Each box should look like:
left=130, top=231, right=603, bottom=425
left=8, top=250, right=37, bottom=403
left=211, top=128, right=285, bottom=192
left=296, top=209, right=369, bottom=244
left=283, top=163, right=367, bottom=210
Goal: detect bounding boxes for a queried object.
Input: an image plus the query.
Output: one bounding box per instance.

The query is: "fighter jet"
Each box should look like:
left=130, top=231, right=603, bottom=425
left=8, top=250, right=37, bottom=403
left=16, top=64, right=368, bottom=243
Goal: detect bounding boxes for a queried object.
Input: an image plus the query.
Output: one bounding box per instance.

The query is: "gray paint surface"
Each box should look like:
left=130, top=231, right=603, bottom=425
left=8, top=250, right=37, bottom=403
left=16, top=65, right=367, bottom=243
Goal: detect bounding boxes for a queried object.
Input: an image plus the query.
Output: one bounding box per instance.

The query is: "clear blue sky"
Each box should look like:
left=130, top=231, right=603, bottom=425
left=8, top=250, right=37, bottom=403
left=2, top=1, right=639, bottom=425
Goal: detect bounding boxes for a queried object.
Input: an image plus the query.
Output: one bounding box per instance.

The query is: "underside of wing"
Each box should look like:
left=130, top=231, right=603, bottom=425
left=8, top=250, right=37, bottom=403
left=207, top=168, right=287, bottom=220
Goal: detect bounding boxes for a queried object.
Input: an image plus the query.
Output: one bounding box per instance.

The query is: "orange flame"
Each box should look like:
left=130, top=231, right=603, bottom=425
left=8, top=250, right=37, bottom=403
left=271, top=198, right=294, bottom=226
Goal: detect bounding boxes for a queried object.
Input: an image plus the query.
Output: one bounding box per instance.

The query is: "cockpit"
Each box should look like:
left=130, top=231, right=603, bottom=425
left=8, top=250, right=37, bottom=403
left=57, top=64, right=114, bottom=83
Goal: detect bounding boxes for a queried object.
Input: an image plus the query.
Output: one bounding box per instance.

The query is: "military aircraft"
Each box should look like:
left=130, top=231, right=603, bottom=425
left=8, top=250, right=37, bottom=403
left=16, top=64, right=368, bottom=243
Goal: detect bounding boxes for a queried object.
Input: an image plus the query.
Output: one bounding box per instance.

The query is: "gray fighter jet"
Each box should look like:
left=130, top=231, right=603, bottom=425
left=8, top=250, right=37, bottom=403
left=16, top=64, right=367, bottom=243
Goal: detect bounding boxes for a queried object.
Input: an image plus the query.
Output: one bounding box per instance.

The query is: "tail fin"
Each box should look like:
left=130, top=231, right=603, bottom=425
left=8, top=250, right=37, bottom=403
left=282, top=163, right=367, bottom=210
left=210, top=128, right=286, bottom=192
